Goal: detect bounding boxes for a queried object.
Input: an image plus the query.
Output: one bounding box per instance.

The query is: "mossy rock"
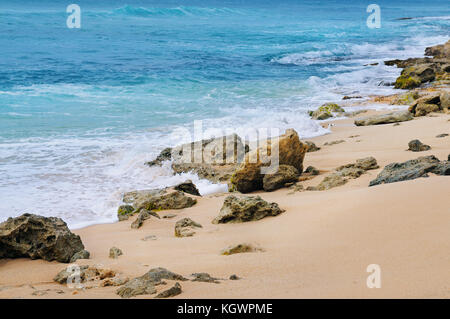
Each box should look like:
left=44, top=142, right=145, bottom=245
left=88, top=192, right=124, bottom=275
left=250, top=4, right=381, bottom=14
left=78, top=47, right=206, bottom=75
left=394, top=75, right=421, bottom=89
left=309, top=103, right=345, bottom=120
left=117, top=205, right=135, bottom=221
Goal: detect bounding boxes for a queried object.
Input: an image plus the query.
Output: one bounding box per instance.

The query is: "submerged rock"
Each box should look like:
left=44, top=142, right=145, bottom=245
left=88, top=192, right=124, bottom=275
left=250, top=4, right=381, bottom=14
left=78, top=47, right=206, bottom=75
left=408, top=139, right=431, bottom=152
left=174, top=180, right=201, bottom=196
left=212, top=195, right=284, bottom=224
left=354, top=110, right=413, bottom=126
left=155, top=282, right=182, bottom=298
left=230, top=129, right=307, bottom=193
left=145, top=147, right=172, bottom=167
left=174, top=218, right=202, bottom=238
left=0, top=214, right=85, bottom=263
left=262, top=165, right=299, bottom=192
left=369, top=155, right=449, bottom=186
left=220, top=243, right=264, bottom=255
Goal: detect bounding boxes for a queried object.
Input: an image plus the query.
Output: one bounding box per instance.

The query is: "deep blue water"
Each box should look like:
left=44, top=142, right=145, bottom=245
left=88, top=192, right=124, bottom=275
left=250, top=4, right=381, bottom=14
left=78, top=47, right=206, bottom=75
left=0, top=0, right=449, bottom=227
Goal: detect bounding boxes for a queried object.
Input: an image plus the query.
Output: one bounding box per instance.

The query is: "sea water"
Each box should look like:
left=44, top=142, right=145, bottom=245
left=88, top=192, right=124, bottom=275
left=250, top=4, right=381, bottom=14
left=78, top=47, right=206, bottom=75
left=0, top=0, right=449, bottom=228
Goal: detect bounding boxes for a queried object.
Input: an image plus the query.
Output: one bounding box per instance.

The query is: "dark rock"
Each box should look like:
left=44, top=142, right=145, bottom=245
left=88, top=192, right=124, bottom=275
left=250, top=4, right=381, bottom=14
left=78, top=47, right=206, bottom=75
left=191, top=273, right=220, bottom=284
left=305, top=141, right=321, bottom=152
left=229, top=274, right=240, bottom=280
left=0, top=214, right=84, bottom=263
left=408, top=139, right=431, bottom=152
left=174, top=218, right=202, bottom=238
left=174, top=180, right=201, bottom=196
left=436, top=133, right=448, bottom=138
left=355, top=156, right=379, bottom=170
left=155, top=282, right=182, bottom=298
left=369, top=155, right=447, bottom=186
left=131, top=209, right=153, bottom=229
left=117, top=205, right=134, bottom=221
left=262, top=165, right=299, bottom=192
left=70, top=250, right=90, bottom=263
left=304, top=166, right=319, bottom=175
left=212, top=195, right=284, bottom=224
left=145, top=147, right=172, bottom=167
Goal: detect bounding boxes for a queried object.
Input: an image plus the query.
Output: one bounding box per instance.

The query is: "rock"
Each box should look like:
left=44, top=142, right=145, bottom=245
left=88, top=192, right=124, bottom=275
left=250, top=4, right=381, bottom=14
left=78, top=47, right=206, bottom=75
left=304, top=166, right=319, bottom=175
left=101, top=276, right=129, bottom=287
left=425, top=40, right=450, bottom=58
left=355, top=156, right=379, bottom=170
left=229, top=274, right=240, bottom=280
left=408, top=93, right=441, bottom=116
left=436, top=133, right=449, bottom=138
left=163, top=214, right=177, bottom=219
left=116, top=267, right=187, bottom=298
left=394, top=64, right=436, bottom=89
left=54, top=265, right=115, bottom=284
left=440, top=91, right=450, bottom=110
left=174, top=218, right=202, bottom=237
left=324, top=140, right=345, bottom=146
left=262, top=165, right=299, bottom=192
left=354, top=110, right=413, bottom=126
left=343, top=95, right=362, bottom=100
left=230, top=129, right=307, bottom=193
left=336, top=167, right=365, bottom=179
left=408, top=139, right=431, bottom=152
left=117, top=205, right=134, bottom=221
left=131, top=209, right=152, bottom=229
left=314, top=174, right=347, bottom=191
left=220, top=243, right=264, bottom=255
left=212, top=195, right=284, bottom=224
left=32, top=289, right=65, bottom=296
left=70, top=250, right=90, bottom=263
left=191, top=273, right=221, bottom=284
left=155, top=282, right=182, bottom=298
left=125, top=189, right=197, bottom=212
left=174, top=180, right=201, bottom=196
left=415, top=103, right=440, bottom=117
left=287, top=183, right=304, bottom=194
left=141, top=235, right=157, bottom=241
left=369, top=155, right=447, bottom=186
left=109, top=247, right=123, bottom=259
left=433, top=160, right=450, bottom=175
left=344, top=110, right=368, bottom=117
left=305, top=141, right=321, bottom=152
left=309, top=103, right=345, bottom=120
left=145, top=147, right=172, bottom=167
left=0, top=214, right=85, bottom=263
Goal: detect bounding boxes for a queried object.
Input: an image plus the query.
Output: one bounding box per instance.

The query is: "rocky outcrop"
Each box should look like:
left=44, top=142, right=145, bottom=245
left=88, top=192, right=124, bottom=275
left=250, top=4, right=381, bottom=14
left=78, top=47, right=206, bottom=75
left=262, top=165, right=299, bottom=192
left=212, top=195, right=284, bottom=224
left=369, top=155, right=449, bottom=186
left=230, top=129, right=307, bottom=193
left=0, top=214, right=85, bottom=263
left=354, top=110, right=413, bottom=126
left=220, top=243, right=264, bottom=255
left=408, top=139, right=431, bottom=152
left=309, top=103, right=345, bottom=120
left=123, top=189, right=197, bottom=212
left=109, top=247, right=123, bottom=259
left=155, top=282, right=182, bottom=298
left=116, top=267, right=187, bottom=298
left=174, top=180, right=201, bottom=196
left=174, top=218, right=202, bottom=237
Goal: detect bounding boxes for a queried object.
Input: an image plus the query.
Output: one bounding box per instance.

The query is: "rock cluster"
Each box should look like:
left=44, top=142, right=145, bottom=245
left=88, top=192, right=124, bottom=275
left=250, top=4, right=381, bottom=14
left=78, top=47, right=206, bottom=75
left=0, top=214, right=85, bottom=263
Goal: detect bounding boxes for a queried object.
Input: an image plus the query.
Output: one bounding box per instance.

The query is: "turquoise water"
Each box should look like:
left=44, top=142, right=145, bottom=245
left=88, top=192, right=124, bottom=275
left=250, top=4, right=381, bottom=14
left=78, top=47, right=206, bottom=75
left=0, top=0, right=449, bottom=227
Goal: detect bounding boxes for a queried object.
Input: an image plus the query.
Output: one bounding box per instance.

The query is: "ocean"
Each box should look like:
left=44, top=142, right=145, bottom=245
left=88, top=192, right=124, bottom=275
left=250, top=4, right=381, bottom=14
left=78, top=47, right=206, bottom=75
left=0, top=0, right=449, bottom=228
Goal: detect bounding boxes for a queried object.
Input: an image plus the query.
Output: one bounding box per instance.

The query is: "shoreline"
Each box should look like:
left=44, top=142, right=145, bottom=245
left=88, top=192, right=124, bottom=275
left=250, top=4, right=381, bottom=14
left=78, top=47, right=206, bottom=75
left=1, top=41, right=449, bottom=299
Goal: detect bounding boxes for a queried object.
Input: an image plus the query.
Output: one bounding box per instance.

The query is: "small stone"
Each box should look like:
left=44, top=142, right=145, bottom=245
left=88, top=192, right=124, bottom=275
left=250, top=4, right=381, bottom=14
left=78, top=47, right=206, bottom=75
left=324, top=140, right=345, bottom=146
left=109, top=247, right=123, bottom=259
left=229, top=274, right=240, bottom=280
left=155, top=282, right=182, bottom=298
left=408, top=139, right=431, bottom=152
left=141, top=235, right=157, bottom=241
left=70, top=250, right=90, bottom=263
left=220, top=243, right=264, bottom=255
left=163, top=214, right=177, bottom=219
left=175, top=218, right=202, bottom=237
left=436, top=133, right=448, bottom=138
left=191, top=273, right=221, bottom=284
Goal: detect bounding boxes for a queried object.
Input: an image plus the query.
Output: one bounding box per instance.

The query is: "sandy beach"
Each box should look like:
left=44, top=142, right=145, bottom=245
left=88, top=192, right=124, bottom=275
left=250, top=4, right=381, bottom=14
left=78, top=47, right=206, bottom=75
left=1, top=106, right=449, bottom=299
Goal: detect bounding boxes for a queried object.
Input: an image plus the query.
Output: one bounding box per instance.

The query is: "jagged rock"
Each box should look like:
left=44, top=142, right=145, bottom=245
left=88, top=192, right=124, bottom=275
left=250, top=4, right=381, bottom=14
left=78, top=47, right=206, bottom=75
left=124, top=189, right=197, bottom=212
left=212, top=195, right=284, bottom=224
left=117, top=205, right=134, bottom=221
left=229, top=274, right=240, bottom=280
left=305, top=141, right=321, bottom=152
left=0, top=214, right=85, bottom=263
left=408, top=139, right=431, bottom=152
left=369, top=155, right=448, bottom=186
left=262, top=165, right=299, bottom=192
left=220, top=243, right=264, bottom=255
left=174, top=218, right=202, bottom=237
left=355, top=156, right=379, bottom=170
left=131, top=209, right=152, bottom=229
left=354, top=110, right=413, bottom=126
left=109, top=247, right=123, bottom=259
left=54, top=265, right=115, bottom=284
left=309, top=103, right=345, bottom=120
left=174, top=180, right=201, bottom=196
left=230, top=129, right=307, bottom=193
left=155, top=282, right=182, bottom=298
left=70, top=250, right=90, bottom=263
left=191, top=273, right=221, bottom=284
left=304, top=166, right=319, bottom=175
left=116, top=267, right=187, bottom=298
left=145, top=147, right=172, bottom=167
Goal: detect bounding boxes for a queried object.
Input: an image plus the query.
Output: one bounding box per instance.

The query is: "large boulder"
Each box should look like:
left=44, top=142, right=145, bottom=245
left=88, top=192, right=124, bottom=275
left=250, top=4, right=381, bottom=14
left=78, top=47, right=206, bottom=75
left=262, top=165, right=299, bottom=192
left=212, top=195, right=284, bottom=224
left=230, top=129, right=308, bottom=193
left=369, top=155, right=449, bottom=186
left=354, top=110, right=413, bottom=126
left=0, top=214, right=85, bottom=263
